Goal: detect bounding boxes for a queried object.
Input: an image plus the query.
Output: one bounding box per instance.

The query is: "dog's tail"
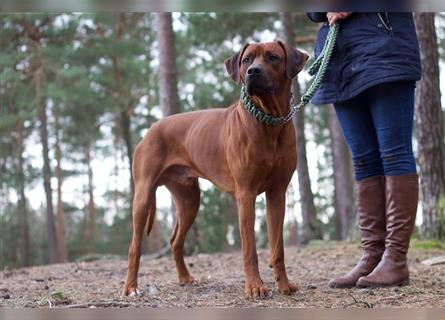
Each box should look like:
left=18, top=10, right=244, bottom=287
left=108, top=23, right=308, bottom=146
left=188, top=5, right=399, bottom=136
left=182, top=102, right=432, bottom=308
left=146, top=196, right=156, bottom=236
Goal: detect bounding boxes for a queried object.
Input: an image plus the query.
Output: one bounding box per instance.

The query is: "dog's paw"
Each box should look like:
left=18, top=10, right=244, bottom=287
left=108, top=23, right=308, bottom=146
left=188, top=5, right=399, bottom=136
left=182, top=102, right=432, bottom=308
left=179, top=275, right=197, bottom=286
left=245, top=280, right=269, bottom=299
left=122, top=287, right=141, bottom=297
left=277, top=280, right=299, bottom=295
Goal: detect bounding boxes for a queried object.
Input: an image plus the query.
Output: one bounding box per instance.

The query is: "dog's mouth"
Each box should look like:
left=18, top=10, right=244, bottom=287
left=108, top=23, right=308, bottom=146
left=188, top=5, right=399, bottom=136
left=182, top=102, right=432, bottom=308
left=245, top=74, right=277, bottom=96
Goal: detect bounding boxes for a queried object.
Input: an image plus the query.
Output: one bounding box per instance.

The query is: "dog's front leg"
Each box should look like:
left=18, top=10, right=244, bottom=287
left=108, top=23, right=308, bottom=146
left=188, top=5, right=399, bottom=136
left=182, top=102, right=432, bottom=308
left=236, top=193, right=268, bottom=299
left=266, top=189, right=298, bottom=295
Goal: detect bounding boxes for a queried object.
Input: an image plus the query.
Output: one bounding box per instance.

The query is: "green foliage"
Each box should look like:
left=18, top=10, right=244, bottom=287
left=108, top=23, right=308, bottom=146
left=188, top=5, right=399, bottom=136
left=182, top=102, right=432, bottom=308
left=410, top=239, right=445, bottom=250
left=195, top=187, right=237, bottom=253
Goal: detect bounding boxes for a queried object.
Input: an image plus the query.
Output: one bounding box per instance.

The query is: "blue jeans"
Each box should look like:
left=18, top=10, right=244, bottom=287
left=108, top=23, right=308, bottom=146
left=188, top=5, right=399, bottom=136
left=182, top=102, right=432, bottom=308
left=334, top=81, right=417, bottom=181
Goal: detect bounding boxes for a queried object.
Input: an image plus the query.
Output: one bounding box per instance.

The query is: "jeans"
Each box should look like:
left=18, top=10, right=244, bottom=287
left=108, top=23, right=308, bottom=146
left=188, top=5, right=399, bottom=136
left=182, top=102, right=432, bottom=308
left=334, top=81, right=417, bottom=181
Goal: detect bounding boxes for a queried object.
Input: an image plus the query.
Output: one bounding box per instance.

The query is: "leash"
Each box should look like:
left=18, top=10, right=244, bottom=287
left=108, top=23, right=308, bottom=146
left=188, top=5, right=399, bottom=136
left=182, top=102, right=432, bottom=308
left=298, top=22, right=339, bottom=111
left=240, top=22, right=339, bottom=126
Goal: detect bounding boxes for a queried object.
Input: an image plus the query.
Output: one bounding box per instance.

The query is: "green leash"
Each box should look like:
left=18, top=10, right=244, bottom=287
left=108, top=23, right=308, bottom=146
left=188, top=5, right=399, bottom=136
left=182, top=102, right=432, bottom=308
left=240, top=23, right=339, bottom=126
left=301, top=22, right=340, bottom=110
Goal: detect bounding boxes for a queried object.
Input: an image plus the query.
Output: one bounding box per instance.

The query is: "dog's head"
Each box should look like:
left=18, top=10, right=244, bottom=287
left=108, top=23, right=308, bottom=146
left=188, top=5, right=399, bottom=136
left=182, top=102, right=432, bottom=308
left=225, top=41, right=308, bottom=96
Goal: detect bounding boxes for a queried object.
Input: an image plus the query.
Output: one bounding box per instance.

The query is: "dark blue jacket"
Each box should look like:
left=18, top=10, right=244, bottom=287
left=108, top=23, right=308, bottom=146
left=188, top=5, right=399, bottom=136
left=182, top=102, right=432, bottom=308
left=307, top=13, right=421, bottom=105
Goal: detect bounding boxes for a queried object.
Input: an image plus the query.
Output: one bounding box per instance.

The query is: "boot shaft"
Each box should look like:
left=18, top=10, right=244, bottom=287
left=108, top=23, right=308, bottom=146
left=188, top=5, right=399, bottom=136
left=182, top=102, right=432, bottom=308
left=385, top=173, right=419, bottom=254
left=355, top=175, right=387, bottom=255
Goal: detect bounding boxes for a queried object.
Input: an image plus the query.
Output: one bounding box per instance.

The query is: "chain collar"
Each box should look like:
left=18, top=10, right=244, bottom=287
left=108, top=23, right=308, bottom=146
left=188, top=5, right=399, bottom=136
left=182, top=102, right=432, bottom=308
left=240, top=84, right=298, bottom=126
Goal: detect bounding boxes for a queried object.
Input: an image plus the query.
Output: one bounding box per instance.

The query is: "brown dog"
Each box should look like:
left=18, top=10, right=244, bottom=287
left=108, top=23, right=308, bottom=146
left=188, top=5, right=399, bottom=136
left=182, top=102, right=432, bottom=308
left=123, top=41, right=308, bottom=299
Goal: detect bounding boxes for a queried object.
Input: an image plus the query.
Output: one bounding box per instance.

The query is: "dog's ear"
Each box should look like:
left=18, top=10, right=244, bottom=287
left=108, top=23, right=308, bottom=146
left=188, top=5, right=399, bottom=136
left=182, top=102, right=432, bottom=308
left=277, top=40, right=309, bottom=79
left=224, top=44, right=249, bottom=85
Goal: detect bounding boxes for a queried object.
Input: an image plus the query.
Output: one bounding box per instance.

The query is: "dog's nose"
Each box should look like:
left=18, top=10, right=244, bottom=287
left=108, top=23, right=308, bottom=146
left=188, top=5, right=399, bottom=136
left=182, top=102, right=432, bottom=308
left=247, top=65, right=263, bottom=76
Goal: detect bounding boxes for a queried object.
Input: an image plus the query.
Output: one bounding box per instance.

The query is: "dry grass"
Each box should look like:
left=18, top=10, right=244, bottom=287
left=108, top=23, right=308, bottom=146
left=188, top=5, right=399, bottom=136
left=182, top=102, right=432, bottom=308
left=1, top=242, right=444, bottom=308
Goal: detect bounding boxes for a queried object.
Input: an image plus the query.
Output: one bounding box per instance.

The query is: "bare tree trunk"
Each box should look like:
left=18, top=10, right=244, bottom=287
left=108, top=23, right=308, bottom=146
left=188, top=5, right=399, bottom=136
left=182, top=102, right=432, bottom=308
left=85, top=141, right=97, bottom=252
left=281, top=12, right=322, bottom=245
left=327, top=105, right=356, bottom=240
left=14, top=120, right=30, bottom=267
left=36, top=66, right=59, bottom=264
left=155, top=12, right=180, bottom=118
left=54, top=104, right=68, bottom=262
left=414, top=13, right=445, bottom=240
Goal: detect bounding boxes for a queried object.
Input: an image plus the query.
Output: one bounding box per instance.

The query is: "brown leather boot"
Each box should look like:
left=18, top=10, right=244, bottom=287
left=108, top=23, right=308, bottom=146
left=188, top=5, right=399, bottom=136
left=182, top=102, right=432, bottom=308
left=357, top=173, right=418, bottom=288
left=328, top=175, right=386, bottom=288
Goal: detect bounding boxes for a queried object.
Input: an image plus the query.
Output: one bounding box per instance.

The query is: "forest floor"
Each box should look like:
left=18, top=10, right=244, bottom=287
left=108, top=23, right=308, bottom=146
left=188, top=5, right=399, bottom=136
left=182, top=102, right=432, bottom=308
left=1, top=242, right=444, bottom=308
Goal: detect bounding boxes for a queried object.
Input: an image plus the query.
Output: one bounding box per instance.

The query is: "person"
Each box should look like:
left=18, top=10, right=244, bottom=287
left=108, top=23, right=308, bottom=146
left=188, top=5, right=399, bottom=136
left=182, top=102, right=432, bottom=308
left=307, top=12, right=421, bottom=288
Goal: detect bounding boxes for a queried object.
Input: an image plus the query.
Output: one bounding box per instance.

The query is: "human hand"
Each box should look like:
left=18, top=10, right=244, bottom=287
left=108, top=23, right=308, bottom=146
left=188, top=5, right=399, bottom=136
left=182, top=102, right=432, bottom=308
left=327, top=12, right=351, bottom=25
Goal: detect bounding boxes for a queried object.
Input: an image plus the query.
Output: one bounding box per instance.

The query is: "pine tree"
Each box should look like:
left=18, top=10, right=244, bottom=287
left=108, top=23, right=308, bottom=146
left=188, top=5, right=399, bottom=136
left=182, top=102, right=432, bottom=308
left=414, top=13, right=445, bottom=240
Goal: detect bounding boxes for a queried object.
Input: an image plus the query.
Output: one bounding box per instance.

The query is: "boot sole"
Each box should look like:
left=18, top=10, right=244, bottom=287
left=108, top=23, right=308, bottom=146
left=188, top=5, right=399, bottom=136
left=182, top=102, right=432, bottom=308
left=356, top=278, right=410, bottom=288
left=329, top=282, right=356, bottom=289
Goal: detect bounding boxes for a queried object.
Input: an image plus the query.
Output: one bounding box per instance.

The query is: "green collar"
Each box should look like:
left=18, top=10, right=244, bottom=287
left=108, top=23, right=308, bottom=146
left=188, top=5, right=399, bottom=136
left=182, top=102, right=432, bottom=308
left=240, top=84, right=297, bottom=126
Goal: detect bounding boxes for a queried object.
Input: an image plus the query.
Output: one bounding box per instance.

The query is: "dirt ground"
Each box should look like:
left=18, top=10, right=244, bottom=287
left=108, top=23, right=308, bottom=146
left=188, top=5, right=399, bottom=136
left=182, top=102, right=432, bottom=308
left=1, top=242, right=444, bottom=308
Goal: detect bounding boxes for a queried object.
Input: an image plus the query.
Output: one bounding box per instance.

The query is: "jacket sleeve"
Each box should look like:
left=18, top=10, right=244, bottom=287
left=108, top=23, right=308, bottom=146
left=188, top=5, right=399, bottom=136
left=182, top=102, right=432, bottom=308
left=306, top=12, right=328, bottom=22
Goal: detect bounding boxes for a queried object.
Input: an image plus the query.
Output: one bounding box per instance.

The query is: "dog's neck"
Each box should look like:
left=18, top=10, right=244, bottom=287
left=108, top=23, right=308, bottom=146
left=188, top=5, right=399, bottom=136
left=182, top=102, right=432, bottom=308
left=248, top=82, right=293, bottom=118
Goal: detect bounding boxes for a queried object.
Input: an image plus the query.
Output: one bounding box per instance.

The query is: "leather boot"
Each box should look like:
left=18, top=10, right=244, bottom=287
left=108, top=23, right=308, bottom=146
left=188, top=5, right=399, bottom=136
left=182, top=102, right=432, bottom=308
left=328, top=175, right=386, bottom=288
left=357, top=173, right=418, bottom=288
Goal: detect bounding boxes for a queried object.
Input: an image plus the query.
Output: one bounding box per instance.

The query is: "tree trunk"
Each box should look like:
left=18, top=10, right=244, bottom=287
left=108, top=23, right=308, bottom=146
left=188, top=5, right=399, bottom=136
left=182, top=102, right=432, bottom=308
left=54, top=104, right=68, bottom=262
left=155, top=12, right=180, bottom=117
left=281, top=12, right=322, bottom=244
left=14, top=120, right=30, bottom=267
left=327, top=105, right=356, bottom=240
left=85, top=141, right=97, bottom=252
left=413, top=13, right=445, bottom=240
left=39, top=99, right=58, bottom=264
left=155, top=12, right=182, bottom=231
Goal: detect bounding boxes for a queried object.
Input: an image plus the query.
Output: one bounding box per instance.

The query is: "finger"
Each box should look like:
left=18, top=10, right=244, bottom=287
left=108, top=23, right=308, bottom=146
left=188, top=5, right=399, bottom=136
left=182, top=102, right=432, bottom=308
left=329, top=16, right=339, bottom=26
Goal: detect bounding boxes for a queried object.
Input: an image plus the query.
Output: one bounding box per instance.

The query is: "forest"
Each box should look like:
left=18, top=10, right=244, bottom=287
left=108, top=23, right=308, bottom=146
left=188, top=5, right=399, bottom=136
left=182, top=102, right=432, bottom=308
left=1, top=12, right=445, bottom=271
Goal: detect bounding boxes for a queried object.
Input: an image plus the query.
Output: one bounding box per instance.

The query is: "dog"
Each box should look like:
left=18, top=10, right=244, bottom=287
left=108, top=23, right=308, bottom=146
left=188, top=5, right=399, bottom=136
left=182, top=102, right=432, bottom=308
left=123, top=41, right=308, bottom=299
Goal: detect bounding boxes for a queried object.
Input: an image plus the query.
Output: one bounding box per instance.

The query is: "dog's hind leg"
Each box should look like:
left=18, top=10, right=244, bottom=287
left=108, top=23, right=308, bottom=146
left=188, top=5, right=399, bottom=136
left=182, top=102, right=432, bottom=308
left=166, top=178, right=200, bottom=285
left=123, top=179, right=157, bottom=296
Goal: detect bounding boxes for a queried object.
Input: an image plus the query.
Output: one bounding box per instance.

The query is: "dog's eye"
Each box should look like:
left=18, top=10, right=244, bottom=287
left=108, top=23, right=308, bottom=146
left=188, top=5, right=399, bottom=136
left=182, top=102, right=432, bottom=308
left=268, top=54, right=279, bottom=62
left=242, top=57, right=250, bottom=64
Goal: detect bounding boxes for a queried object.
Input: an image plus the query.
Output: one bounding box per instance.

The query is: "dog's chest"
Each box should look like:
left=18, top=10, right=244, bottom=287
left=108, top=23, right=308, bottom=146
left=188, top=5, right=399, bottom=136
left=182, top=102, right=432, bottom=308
left=230, top=134, right=291, bottom=177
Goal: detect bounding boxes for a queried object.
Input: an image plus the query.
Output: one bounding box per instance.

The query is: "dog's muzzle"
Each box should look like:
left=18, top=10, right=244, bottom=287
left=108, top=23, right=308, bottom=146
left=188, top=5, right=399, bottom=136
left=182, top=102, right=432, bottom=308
left=245, top=64, right=275, bottom=95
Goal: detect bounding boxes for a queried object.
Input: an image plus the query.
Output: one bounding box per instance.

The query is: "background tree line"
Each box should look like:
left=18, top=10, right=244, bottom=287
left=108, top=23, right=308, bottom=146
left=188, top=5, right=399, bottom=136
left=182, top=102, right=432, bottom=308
left=1, top=12, right=444, bottom=269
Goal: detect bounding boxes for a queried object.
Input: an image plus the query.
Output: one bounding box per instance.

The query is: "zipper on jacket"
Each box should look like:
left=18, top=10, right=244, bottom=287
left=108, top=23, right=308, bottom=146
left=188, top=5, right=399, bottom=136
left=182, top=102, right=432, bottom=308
left=377, top=12, right=394, bottom=35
